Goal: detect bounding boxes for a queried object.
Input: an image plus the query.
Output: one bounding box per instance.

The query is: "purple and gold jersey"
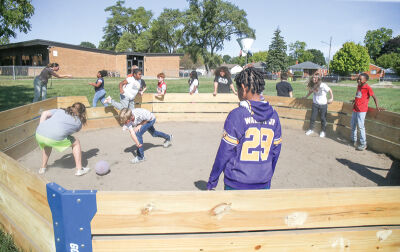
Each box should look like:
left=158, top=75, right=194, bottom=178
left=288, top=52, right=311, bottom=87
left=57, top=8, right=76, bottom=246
left=207, top=100, right=282, bottom=190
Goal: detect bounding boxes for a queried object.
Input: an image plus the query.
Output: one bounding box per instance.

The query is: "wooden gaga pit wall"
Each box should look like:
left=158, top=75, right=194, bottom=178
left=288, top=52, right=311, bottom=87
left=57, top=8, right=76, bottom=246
left=0, top=94, right=399, bottom=252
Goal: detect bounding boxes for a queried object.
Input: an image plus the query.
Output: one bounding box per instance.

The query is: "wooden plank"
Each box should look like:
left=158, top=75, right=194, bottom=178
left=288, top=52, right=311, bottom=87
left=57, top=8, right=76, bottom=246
left=341, top=103, right=400, bottom=128
left=275, top=107, right=342, bottom=125
left=0, top=210, right=42, bottom=252
left=92, top=228, right=400, bottom=252
left=154, top=113, right=228, bottom=122
left=0, top=98, right=57, bottom=131
left=151, top=93, right=238, bottom=103
left=57, top=96, right=90, bottom=108
left=153, top=103, right=237, bottom=113
left=266, top=97, right=345, bottom=113
left=91, top=187, right=400, bottom=235
left=0, top=118, right=39, bottom=151
left=3, top=135, right=38, bottom=160
left=0, top=184, right=55, bottom=252
left=134, top=93, right=154, bottom=104
left=84, top=117, right=121, bottom=131
left=86, top=107, right=120, bottom=119
left=0, top=152, right=52, bottom=222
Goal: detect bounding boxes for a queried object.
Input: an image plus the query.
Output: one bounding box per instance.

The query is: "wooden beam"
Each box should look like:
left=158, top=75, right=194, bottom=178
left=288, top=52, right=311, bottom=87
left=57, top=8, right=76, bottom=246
left=0, top=152, right=52, bottom=222
left=57, top=96, right=90, bottom=108
left=154, top=113, right=228, bottom=122
left=151, top=93, right=238, bottom=103
left=83, top=117, right=121, bottom=131
left=0, top=98, right=57, bottom=131
left=91, top=187, right=400, bottom=235
left=3, top=135, right=38, bottom=160
left=92, top=228, right=400, bottom=252
left=0, top=184, right=55, bottom=252
left=0, top=118, right=39, bottom=151
left=153, top=103, right=237, bottom=113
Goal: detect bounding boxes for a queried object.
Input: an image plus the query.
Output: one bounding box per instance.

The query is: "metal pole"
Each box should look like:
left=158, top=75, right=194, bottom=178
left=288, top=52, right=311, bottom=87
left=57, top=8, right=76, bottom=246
left=327, top=36, right=332, bottom=74
left=12, top=65, right=16, bottom=80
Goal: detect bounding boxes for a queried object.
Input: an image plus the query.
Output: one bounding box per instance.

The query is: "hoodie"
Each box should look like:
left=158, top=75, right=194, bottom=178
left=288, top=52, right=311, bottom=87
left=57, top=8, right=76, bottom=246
left=207, top=100, right=282, bottom=190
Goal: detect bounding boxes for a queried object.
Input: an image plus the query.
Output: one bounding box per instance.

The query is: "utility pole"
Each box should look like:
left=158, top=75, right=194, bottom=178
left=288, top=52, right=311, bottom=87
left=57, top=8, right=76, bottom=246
left=321, top=37, right=332, bottom=74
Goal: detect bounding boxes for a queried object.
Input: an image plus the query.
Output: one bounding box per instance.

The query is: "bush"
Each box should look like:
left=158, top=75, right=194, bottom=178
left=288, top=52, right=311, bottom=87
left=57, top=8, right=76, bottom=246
left=293, top=71, right=303, bottom=77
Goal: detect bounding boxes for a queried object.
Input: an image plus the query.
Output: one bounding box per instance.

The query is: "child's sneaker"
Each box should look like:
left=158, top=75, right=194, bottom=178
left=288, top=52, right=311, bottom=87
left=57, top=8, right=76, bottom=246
left=356, top=144, right=367, bottom=151
left=163, top=135, right=173, bottom=148
left=131, top=156, right=146, bottom=164
left=38, top=167, right=47, bottom=174
left=104, top=96, right=112, bottom=104
left=75, top=167, right=90, bottom=176
left=305, top=130, right=314, bottom=136
left=319, top=131, right=326, bottom=138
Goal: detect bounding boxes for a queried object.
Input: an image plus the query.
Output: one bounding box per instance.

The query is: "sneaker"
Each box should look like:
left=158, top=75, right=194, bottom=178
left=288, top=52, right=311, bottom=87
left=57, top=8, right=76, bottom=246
left=319, top=131, right=326, bottom=138
left=305, top=130, right=314, bottom=136
left=163, top=135, right=173, bottom=148
left=356, top=144, right=367, bottom=151
left=131, top=156, right=146, bottom=164
left=75, top=167, right=90, bottom=176
left=122, top=125, right=128, bottom=131
left=104, top=96, right=112, bottom=104
left=350, top=141, right=357, bottom=147
left=38, top=167, right=47, bottom=174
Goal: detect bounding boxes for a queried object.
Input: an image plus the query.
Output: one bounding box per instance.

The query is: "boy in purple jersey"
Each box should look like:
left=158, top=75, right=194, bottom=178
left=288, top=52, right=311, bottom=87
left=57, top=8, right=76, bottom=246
left=207, top=67, right=282, bottom=190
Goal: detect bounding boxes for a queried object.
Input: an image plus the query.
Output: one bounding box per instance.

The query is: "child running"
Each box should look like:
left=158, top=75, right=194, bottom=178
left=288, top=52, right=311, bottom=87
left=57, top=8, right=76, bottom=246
left=351, top=73, right=384, bottom=151
left=188, top=70, right=199, bottom=95
left=35, top=102, right=90, bottom=176
left=104, top=68, right=142, bottom=110
left=89, top=70, right=108, bottom=107
left=207, top=67, right=282, bottom=190
left=119, top=108, right=173, bottom=163
left=304, top=74, right=334, bottom=138
left=155, top=72, right=167, bottom=98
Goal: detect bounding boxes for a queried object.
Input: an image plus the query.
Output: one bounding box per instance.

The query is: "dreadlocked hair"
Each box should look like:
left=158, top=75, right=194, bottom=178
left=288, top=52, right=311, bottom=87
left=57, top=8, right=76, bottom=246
left=234, top=67, right=265, bottom=95
left=63, top=102, right=87, bottom=125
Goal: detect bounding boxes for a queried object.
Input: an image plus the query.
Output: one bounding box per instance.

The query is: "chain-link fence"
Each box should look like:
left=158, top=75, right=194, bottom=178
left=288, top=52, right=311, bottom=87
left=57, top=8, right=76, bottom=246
left=0, top=66, right=45, bottom=80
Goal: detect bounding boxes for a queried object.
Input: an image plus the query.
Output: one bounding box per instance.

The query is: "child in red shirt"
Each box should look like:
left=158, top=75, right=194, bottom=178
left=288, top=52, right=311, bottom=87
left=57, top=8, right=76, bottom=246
left=351, top=73, right=384, bottom=151
left=155, top=72, right=167, bottom=99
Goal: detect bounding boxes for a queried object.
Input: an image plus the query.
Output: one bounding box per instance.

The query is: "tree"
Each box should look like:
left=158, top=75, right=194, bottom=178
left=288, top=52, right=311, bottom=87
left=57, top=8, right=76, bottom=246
left=381, top=35, right=400, bottom=55
left=375, top=53, right=400, bottom=69
left=0, top=0, right=34, bottom=44
left=289, top=41, right=306, bottom=60
left=80, top=41, right=96, bottom=48
left=185, top=0, right=254, bottom=72
left=307, top=49, right=326, bottom=66
left=150, top=8, right=186, bottom=53
left=249, top=51, right=268, bottom=63
left=99, top=1, right=153, bottom=51
left=298, top=50, right=314, bottom=63
left=230, top=56, right=246, bottom=66
left=222, top=55, right=231, bottom=63
left=180, top=53, right=204, bottom=69
left=364, top=27, right=393, bottom=60
left=265, top=28, right=288, bottom=73
left=330, top=42, right=370, bottom=76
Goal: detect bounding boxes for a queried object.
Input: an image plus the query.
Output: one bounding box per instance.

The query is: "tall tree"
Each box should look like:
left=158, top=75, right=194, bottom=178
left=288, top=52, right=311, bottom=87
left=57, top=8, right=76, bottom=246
left=151, top=8, right=186, bottom=53
left=185, top=0, right=254, bottom=72
left=381, top=35, right=400, bottom=55
left=307, top=49, right=326, bottom=66
left=99, top=1, right=153, bottom=51
left=330, top=42, right=370, bottom=76
left=364, top=27, right=393, bottom=60
left=0, top=0, right=34, bottom=44
left=249, top=51, right=268, bottom=63
left=289, top=41, right=306, bottom=61
left=80, top=41, right=96, bottom=48
left=375, top=53, right=400, bottom=69
left=265, top=28, right=288, bottom=73
left=222, top=55, right=231, bottom=63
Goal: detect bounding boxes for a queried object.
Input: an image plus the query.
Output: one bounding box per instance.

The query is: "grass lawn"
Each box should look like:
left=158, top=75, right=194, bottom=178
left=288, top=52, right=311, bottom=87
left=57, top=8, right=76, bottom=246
left=0, top=229, right=21, bottom=252
left=0, top=77, right=399, bottom=112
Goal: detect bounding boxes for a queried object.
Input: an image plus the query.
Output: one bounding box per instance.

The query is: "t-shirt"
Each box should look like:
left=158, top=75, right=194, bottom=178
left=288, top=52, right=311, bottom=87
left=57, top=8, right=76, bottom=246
left=123, top=77, right=141, bottom=100
left=353, top=84, right=374, bottom=112
left=276, top=81, right=293, bottom=97
left=38, top=67, right=55, bottom=84
left=214, top=76, right=232, bottom=93
left=36, top=109, right=82, bottom=141
left=189, top=79, right=199, bottom=94
left=94, top=77, right=104, bottom=92
left=312, top=82, right=331, bottom=105
left=125, top=109, right=155, bottom=129
left=157, top=81, right=167, bottom=94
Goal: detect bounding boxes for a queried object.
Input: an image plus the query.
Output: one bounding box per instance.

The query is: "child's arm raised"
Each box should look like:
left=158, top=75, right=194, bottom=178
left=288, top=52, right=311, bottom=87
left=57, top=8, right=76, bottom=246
left=128, top=127, right=142, bottom=148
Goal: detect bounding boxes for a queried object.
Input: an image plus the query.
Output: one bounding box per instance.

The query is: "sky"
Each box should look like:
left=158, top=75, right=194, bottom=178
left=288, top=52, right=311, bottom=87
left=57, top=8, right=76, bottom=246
left=9, top=0, right=400, bottom=60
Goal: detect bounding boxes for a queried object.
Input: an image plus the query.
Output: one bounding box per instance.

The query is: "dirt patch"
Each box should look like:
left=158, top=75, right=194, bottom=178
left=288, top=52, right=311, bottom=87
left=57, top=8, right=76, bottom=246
left=18, top=122, right=398, bottom=191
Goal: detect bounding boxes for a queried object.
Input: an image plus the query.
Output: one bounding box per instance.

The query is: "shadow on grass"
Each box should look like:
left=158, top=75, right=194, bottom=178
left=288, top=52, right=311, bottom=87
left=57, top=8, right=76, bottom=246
left=337, top=158, right=400, bottom=186
left=0, top=85, right=34, bottom=111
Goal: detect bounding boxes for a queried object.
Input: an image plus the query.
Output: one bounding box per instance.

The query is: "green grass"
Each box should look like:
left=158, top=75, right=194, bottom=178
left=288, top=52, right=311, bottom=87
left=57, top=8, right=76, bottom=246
left=0, top=77, right=399, bottom=113
left=0, top=229, right=21, bottom=252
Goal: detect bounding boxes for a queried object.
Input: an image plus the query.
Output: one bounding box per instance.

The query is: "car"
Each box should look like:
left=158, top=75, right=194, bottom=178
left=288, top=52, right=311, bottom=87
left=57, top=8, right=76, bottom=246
left=322, top=75, right=340, bottom=83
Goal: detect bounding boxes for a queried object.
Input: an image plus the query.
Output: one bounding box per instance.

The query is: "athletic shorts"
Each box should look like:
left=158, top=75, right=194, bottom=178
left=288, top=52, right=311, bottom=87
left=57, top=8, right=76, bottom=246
left=35, top=133, right=75, bottom=152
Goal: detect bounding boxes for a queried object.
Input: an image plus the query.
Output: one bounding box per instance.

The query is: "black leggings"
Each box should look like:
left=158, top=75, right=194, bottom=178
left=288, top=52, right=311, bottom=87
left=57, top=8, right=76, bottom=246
left=309, top=103, right=327, bottom=131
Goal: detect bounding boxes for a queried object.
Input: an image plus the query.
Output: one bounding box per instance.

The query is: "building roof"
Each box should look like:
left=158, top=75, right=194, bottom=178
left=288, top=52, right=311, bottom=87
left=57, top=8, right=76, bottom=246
left=289, top=61, right=322, bottom=70
left=0, top=39, right=183, bottom=57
